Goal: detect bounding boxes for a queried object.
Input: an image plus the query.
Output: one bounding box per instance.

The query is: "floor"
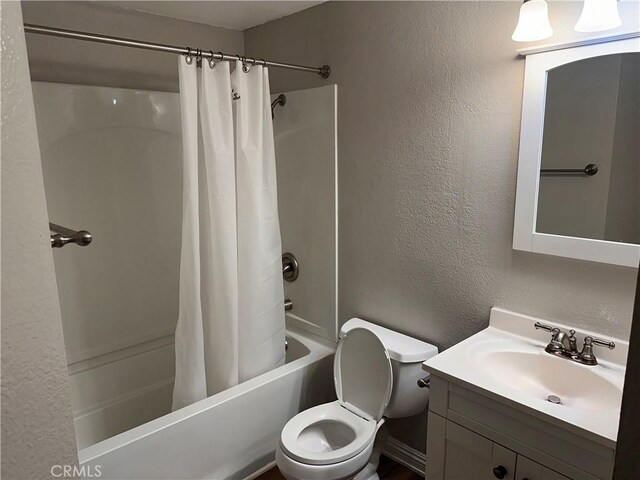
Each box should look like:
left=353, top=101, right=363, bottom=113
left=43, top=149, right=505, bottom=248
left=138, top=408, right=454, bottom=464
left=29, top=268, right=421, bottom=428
left=256, top=455, right=423, bottom=480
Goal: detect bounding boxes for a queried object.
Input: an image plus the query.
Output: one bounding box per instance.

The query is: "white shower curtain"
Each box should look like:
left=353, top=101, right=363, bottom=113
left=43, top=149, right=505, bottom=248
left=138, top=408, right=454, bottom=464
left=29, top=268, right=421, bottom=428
left=172, top=58, right=285, bottom=411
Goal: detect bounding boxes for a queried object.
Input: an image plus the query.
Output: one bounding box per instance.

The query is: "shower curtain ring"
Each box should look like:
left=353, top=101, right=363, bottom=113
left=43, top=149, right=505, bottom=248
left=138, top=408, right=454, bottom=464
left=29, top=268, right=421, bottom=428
left=185, top=47, right=193, bottom=65
left=208, top=51, right=216, bottom=69
left=242, top=55, right=251, bottom=73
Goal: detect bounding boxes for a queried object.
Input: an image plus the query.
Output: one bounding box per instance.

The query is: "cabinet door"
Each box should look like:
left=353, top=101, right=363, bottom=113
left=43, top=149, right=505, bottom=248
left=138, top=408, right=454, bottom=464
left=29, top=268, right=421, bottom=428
left=441, top=420, right=517, bottom=480
left=515, top=455, right=571, bottom=480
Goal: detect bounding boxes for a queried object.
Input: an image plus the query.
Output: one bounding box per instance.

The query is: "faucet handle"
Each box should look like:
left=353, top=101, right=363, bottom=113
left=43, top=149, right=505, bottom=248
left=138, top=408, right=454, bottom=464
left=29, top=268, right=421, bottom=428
left=578, top=336, right=616, bottom=366
left=579, top=337, right=596, bottom=365
left=534, top=322, right=561, bottom=342
left=590, top=336, right=615, bottom=350
left=534, top=322, right=559, bottom=333
left=567, top=329, right=577, bottom=354
left=535, top=322, right=567, bottom=354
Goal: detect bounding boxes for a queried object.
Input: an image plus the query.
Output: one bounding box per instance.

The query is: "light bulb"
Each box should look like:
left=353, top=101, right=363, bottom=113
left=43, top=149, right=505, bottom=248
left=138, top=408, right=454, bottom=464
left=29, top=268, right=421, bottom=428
left=512, top=0, right=554, bottom=42
left=575, top=0, right=622, bottom=32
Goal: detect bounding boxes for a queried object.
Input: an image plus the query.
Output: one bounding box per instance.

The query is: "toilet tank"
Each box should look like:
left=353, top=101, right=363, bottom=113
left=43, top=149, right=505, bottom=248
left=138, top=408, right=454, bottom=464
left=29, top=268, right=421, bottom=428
left=340, top=318, right=438, bottom=418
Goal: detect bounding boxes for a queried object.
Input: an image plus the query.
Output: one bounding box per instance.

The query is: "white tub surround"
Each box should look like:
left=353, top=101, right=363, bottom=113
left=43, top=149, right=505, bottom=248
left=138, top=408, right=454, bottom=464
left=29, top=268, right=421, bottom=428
left=273, top=85, right=338, bottom=342
left=33, top=81, right=340, bottom=450
left=32, top=81, right=182, bottom=447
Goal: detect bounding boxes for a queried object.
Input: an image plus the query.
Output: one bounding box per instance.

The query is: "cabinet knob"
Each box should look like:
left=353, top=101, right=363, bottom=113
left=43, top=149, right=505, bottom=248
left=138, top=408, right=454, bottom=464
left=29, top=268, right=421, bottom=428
left=492, top=465, right=508, bottom=479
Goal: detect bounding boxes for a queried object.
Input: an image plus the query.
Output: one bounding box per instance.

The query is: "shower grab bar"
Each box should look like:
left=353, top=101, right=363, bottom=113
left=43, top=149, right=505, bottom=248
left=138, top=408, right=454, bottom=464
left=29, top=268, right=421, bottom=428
left=50, top=223, right=92, bottom=248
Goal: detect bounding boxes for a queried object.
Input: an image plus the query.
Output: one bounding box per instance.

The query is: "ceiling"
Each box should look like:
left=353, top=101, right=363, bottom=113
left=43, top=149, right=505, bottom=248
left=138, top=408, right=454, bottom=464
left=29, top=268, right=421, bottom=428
left=98, top=1, right=326, bottom=31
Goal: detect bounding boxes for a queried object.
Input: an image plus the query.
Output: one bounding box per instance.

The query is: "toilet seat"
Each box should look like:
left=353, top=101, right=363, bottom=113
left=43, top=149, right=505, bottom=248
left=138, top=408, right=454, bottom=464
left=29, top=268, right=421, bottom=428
left=279, top=328, right=393, bottom=468
left=279, top=401, right=376, bottom=465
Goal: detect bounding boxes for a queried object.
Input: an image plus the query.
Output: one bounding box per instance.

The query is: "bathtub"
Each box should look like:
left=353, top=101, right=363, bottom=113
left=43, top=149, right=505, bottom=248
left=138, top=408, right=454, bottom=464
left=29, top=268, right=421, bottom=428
left=79, top=326, right=336, bottom=479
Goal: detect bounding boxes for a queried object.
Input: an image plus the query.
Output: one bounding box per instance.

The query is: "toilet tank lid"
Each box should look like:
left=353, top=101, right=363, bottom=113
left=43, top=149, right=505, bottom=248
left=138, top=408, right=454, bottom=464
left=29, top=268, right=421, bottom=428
left=340, top=318, right=438, bottom=363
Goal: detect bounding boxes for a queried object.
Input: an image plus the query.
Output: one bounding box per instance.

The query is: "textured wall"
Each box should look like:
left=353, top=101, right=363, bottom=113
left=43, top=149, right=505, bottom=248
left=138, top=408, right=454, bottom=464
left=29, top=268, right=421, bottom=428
left=1, top=2, right=78, bottom=478
left=245, top=1, right=640, bottom=451
left=21, top=1, right=244, bottom=92
left=245, top=0, right=639, bottom=348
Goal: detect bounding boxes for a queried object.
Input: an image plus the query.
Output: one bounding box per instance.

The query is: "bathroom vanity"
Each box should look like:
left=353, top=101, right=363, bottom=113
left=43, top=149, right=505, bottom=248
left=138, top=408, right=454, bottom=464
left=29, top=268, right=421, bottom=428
left=423, top=308, right=627, bottom=480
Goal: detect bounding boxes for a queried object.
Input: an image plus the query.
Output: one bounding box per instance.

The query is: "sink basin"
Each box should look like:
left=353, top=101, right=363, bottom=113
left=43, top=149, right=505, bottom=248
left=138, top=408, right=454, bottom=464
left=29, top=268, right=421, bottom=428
left=423, top=308, right=628, bottom=444
left=474, top=350, right=622, bottom=412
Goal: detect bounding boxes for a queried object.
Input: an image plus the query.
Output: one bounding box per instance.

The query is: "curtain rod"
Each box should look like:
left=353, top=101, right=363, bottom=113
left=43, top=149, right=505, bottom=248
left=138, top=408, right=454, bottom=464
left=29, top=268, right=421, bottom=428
left=23, top=23, right=331, bottom=79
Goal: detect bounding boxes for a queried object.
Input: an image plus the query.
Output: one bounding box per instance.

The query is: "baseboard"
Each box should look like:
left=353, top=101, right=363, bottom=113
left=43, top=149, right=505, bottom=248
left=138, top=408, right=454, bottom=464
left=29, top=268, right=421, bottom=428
left=383, top=436, right=426, bottom=477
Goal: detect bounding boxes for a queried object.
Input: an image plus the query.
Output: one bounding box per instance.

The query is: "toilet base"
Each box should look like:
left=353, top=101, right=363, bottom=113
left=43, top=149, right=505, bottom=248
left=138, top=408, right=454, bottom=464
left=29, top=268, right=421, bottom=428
left=352, top=465, right=379, bottom=480
left=276, top=423, right=390, bottom=480
left=352, top=422, right=389, bottom=480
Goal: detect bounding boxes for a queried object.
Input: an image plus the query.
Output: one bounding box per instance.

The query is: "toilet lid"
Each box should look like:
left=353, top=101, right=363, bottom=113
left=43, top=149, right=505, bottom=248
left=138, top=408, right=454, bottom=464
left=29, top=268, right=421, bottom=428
left=334, top=327, right=393, bottom=421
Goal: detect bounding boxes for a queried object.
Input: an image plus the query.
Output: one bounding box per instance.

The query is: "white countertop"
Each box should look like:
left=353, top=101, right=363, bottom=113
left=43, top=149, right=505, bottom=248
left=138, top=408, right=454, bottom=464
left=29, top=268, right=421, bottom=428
left=423, top=308, right=628, bottom=448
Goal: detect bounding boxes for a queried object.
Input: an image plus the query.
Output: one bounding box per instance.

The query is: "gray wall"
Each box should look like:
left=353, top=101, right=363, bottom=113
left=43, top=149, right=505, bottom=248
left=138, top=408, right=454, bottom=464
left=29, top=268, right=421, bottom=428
left=245, top=1, right=640, bottom=451
left=22, top=1, right=244, bottom=92
left=1, top=2, right=78, bottom=478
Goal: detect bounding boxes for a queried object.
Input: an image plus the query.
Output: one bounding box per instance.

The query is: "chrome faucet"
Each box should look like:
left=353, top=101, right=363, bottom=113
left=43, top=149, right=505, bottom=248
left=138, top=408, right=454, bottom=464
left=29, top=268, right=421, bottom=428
left=534, top=322, right=615, bottom=366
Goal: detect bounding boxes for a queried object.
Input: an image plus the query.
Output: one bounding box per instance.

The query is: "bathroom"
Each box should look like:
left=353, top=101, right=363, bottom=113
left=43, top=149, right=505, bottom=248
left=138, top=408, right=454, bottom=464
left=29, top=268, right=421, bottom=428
left=1, top=1, right=639, bottom=479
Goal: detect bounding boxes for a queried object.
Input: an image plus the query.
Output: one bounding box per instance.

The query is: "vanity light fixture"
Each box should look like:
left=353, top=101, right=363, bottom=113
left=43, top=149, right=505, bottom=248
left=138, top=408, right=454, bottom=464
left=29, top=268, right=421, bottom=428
left=575, top=0, right=622, bottom=32
left=512, top=0, right=554, bottom=42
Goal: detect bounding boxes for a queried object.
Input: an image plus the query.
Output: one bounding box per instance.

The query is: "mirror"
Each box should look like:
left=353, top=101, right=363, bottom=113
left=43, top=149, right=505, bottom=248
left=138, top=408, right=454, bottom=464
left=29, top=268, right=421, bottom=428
left=537, top=53, right=639, bottom=244
left=513, top=36, right=640, bottom=267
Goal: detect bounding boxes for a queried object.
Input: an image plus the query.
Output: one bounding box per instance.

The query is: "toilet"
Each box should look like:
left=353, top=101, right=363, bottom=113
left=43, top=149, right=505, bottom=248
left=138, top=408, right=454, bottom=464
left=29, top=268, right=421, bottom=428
left=276, top=318, right=438, bottom=480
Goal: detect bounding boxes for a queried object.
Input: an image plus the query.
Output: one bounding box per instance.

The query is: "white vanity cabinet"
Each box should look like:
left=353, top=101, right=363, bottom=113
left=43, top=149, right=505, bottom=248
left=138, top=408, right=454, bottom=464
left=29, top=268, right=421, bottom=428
left=515, top=456, right=569, bottom=480
left=427, top=414, right=569, bottom=480
left=427, top=414, right=517, bottom=480
left=426, top=376, right=615, bottom=480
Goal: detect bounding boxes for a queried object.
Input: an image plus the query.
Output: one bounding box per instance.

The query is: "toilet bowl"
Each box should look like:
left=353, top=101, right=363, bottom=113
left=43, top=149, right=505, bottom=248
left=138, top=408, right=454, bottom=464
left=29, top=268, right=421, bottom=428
left=276, top=319, right=438, bottom=480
